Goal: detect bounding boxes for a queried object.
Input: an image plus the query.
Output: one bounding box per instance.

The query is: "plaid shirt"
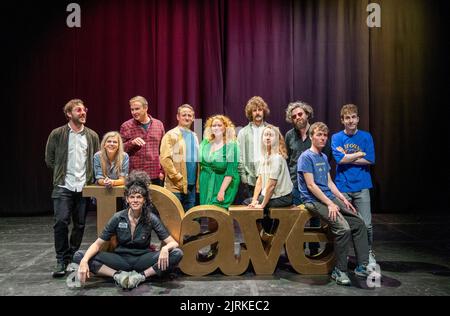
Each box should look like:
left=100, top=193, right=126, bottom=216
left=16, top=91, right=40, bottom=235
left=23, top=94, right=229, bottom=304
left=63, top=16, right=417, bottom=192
left=120, top=116, right=165, bottom=179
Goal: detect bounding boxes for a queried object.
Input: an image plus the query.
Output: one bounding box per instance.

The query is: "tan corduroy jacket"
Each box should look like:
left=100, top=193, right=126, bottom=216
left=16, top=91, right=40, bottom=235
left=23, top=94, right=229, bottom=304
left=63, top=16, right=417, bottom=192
left=160, top=126, right=200, bottom=194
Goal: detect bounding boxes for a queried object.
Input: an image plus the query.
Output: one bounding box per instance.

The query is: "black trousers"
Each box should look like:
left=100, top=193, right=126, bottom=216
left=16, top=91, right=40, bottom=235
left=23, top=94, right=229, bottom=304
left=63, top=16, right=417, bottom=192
left=243, top=194, right=293, bottom=233
left=73, top=248, right=184, bottom=276
left=52, top=187, right=88, bottom=264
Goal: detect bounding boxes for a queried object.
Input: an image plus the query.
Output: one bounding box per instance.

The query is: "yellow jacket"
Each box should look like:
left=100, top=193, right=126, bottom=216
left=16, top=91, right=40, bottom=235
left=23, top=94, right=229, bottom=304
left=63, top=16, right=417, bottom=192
left=160, top=126, right=200, bottom=194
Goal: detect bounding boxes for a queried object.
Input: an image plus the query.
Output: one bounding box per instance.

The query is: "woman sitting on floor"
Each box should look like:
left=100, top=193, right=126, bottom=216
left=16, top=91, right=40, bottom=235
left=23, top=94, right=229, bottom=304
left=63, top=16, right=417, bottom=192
left=73, top=171, right=183, bottom=290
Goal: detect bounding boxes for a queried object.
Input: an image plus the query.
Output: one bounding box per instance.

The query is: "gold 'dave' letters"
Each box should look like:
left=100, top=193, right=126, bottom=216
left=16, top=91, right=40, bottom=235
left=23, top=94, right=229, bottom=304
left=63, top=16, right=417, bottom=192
left=83, top=185, right=335, bottom=276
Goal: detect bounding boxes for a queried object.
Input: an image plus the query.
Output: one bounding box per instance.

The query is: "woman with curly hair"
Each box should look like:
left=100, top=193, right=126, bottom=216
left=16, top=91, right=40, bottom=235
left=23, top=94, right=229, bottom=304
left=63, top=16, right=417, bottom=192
left=73, top=170, right=183, bottom=290
left=198, top=115, right=240, bottom=259
left=199, top=115, right=240, bottom=209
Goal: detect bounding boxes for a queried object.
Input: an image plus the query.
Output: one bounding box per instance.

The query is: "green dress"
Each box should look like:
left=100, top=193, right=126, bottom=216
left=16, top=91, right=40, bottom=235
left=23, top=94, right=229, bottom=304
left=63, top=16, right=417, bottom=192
left=199, top=139, right=240, bottom=209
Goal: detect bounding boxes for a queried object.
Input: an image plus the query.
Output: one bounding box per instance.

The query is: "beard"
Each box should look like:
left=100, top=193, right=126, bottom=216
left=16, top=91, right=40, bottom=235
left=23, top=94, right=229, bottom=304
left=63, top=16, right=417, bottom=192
left=71, top=115, right=86, bottom=125
left=295, top=119, right=307, bottom=130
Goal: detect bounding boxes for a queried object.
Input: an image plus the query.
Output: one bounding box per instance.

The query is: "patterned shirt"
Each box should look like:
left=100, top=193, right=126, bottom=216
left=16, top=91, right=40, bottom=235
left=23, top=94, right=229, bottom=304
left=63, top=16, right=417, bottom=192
left=120, top=116, right=165, bottom=179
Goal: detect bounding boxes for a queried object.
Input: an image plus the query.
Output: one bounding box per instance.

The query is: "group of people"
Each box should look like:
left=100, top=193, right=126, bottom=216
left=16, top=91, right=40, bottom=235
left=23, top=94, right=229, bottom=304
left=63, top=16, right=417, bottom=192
left=45, top=95, right=378, bottom=289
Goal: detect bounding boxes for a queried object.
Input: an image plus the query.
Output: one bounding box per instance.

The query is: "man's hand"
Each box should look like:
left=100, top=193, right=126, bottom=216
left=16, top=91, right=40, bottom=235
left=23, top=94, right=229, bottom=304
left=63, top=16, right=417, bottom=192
left=341, top=197, right=357, bottom=214
left=327, top=203, right=341, bottom=222
left=131, top=137, right=146, bottom=147
left=159, top=172, right=165, bottom=181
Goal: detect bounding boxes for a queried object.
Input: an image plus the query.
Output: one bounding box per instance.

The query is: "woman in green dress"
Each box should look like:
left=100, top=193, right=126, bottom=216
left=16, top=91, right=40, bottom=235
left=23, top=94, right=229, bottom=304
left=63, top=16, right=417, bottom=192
left=198, top=115, right=240, bottom=260
left=199, top=115, right=240, bottom=208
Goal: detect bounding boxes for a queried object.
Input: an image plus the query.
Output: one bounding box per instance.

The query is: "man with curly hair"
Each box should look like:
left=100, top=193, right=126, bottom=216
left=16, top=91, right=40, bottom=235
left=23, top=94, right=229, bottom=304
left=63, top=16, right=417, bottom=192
left=237, top=96, right=271, bottom=200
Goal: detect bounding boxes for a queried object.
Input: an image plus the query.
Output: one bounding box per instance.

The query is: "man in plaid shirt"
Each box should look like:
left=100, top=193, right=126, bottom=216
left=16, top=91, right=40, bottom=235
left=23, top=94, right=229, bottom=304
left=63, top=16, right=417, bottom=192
left=120, top=96, right=165, bottom=186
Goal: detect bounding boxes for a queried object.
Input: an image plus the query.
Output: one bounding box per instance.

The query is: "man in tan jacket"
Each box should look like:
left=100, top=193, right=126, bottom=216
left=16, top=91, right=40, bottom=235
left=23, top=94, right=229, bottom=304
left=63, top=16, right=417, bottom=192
left=160, top=104, right=199, bottom=212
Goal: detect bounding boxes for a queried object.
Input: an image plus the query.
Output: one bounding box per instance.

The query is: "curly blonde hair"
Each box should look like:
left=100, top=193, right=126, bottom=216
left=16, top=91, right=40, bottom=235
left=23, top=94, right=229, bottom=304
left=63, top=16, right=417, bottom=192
left=204, top=115, right=236, bottom=143
left=245, top=96, right=270, bottom=121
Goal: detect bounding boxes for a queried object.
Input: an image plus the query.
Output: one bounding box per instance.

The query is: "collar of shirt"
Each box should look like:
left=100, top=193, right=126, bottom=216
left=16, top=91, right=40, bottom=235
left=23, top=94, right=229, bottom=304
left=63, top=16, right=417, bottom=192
left=133, top=116, right=153, bottom=126
left=249, top=122, right=266, bottom=129
left=295, top=125, right=310, bottom=142
left=67, top=123, right=85, bottom=135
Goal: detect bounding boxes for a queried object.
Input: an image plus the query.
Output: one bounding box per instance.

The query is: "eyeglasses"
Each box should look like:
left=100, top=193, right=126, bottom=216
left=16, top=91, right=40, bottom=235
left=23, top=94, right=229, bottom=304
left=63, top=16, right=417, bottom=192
left=291, top=113, right=303, bottom=119
left=73, top=107, right=88, bottom=114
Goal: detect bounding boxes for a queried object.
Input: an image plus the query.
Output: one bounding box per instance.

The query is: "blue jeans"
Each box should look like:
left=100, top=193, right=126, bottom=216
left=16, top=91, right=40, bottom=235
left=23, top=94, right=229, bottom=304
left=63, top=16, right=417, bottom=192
left=343, top=189, right=373, bottom=249
left=173, top=184, right=196, bottom=212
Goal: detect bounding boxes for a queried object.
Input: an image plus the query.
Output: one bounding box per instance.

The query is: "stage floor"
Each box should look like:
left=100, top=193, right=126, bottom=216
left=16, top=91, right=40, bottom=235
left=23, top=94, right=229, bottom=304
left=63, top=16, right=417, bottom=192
left=1, top=212, right=449, bottom=296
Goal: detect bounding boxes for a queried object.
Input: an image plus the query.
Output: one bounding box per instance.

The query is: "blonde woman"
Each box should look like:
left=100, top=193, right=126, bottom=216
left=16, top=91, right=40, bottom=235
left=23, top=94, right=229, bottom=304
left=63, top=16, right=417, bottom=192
left=245, top=125, right=293, bottom=235
left=94, top=131, right=129, bottom=187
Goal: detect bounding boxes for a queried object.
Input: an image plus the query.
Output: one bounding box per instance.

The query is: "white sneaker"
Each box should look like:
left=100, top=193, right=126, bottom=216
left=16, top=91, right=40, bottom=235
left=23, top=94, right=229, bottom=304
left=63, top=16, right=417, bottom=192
left=113, top=271, right=130, bottom=289
left=127, top=271, right=146, bottom=289
left=331, top=267, right=351, bottom=286
left=66, top=262, right=79, bottom=272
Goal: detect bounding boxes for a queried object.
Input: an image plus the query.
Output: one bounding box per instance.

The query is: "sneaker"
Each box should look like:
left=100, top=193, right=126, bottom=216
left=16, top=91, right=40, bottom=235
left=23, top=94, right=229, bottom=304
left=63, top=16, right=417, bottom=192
left=113, top=271, right=130, bottom=289
left=66, top=262, right=79, bottom=273
left=127, top=271, right=146, bottom=289
left=355, top=264, right=382, bottom=279
left=52, top=262, right=67, bottom=278
left=331, top=267, right=351, bottom=286
left=308, top=247, right=320, bottom=257
left=356, top=264, right=375, bottom=277
left=260, top=229, right=274, bottom=244
left=198, top=248, right=218, bottom=262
